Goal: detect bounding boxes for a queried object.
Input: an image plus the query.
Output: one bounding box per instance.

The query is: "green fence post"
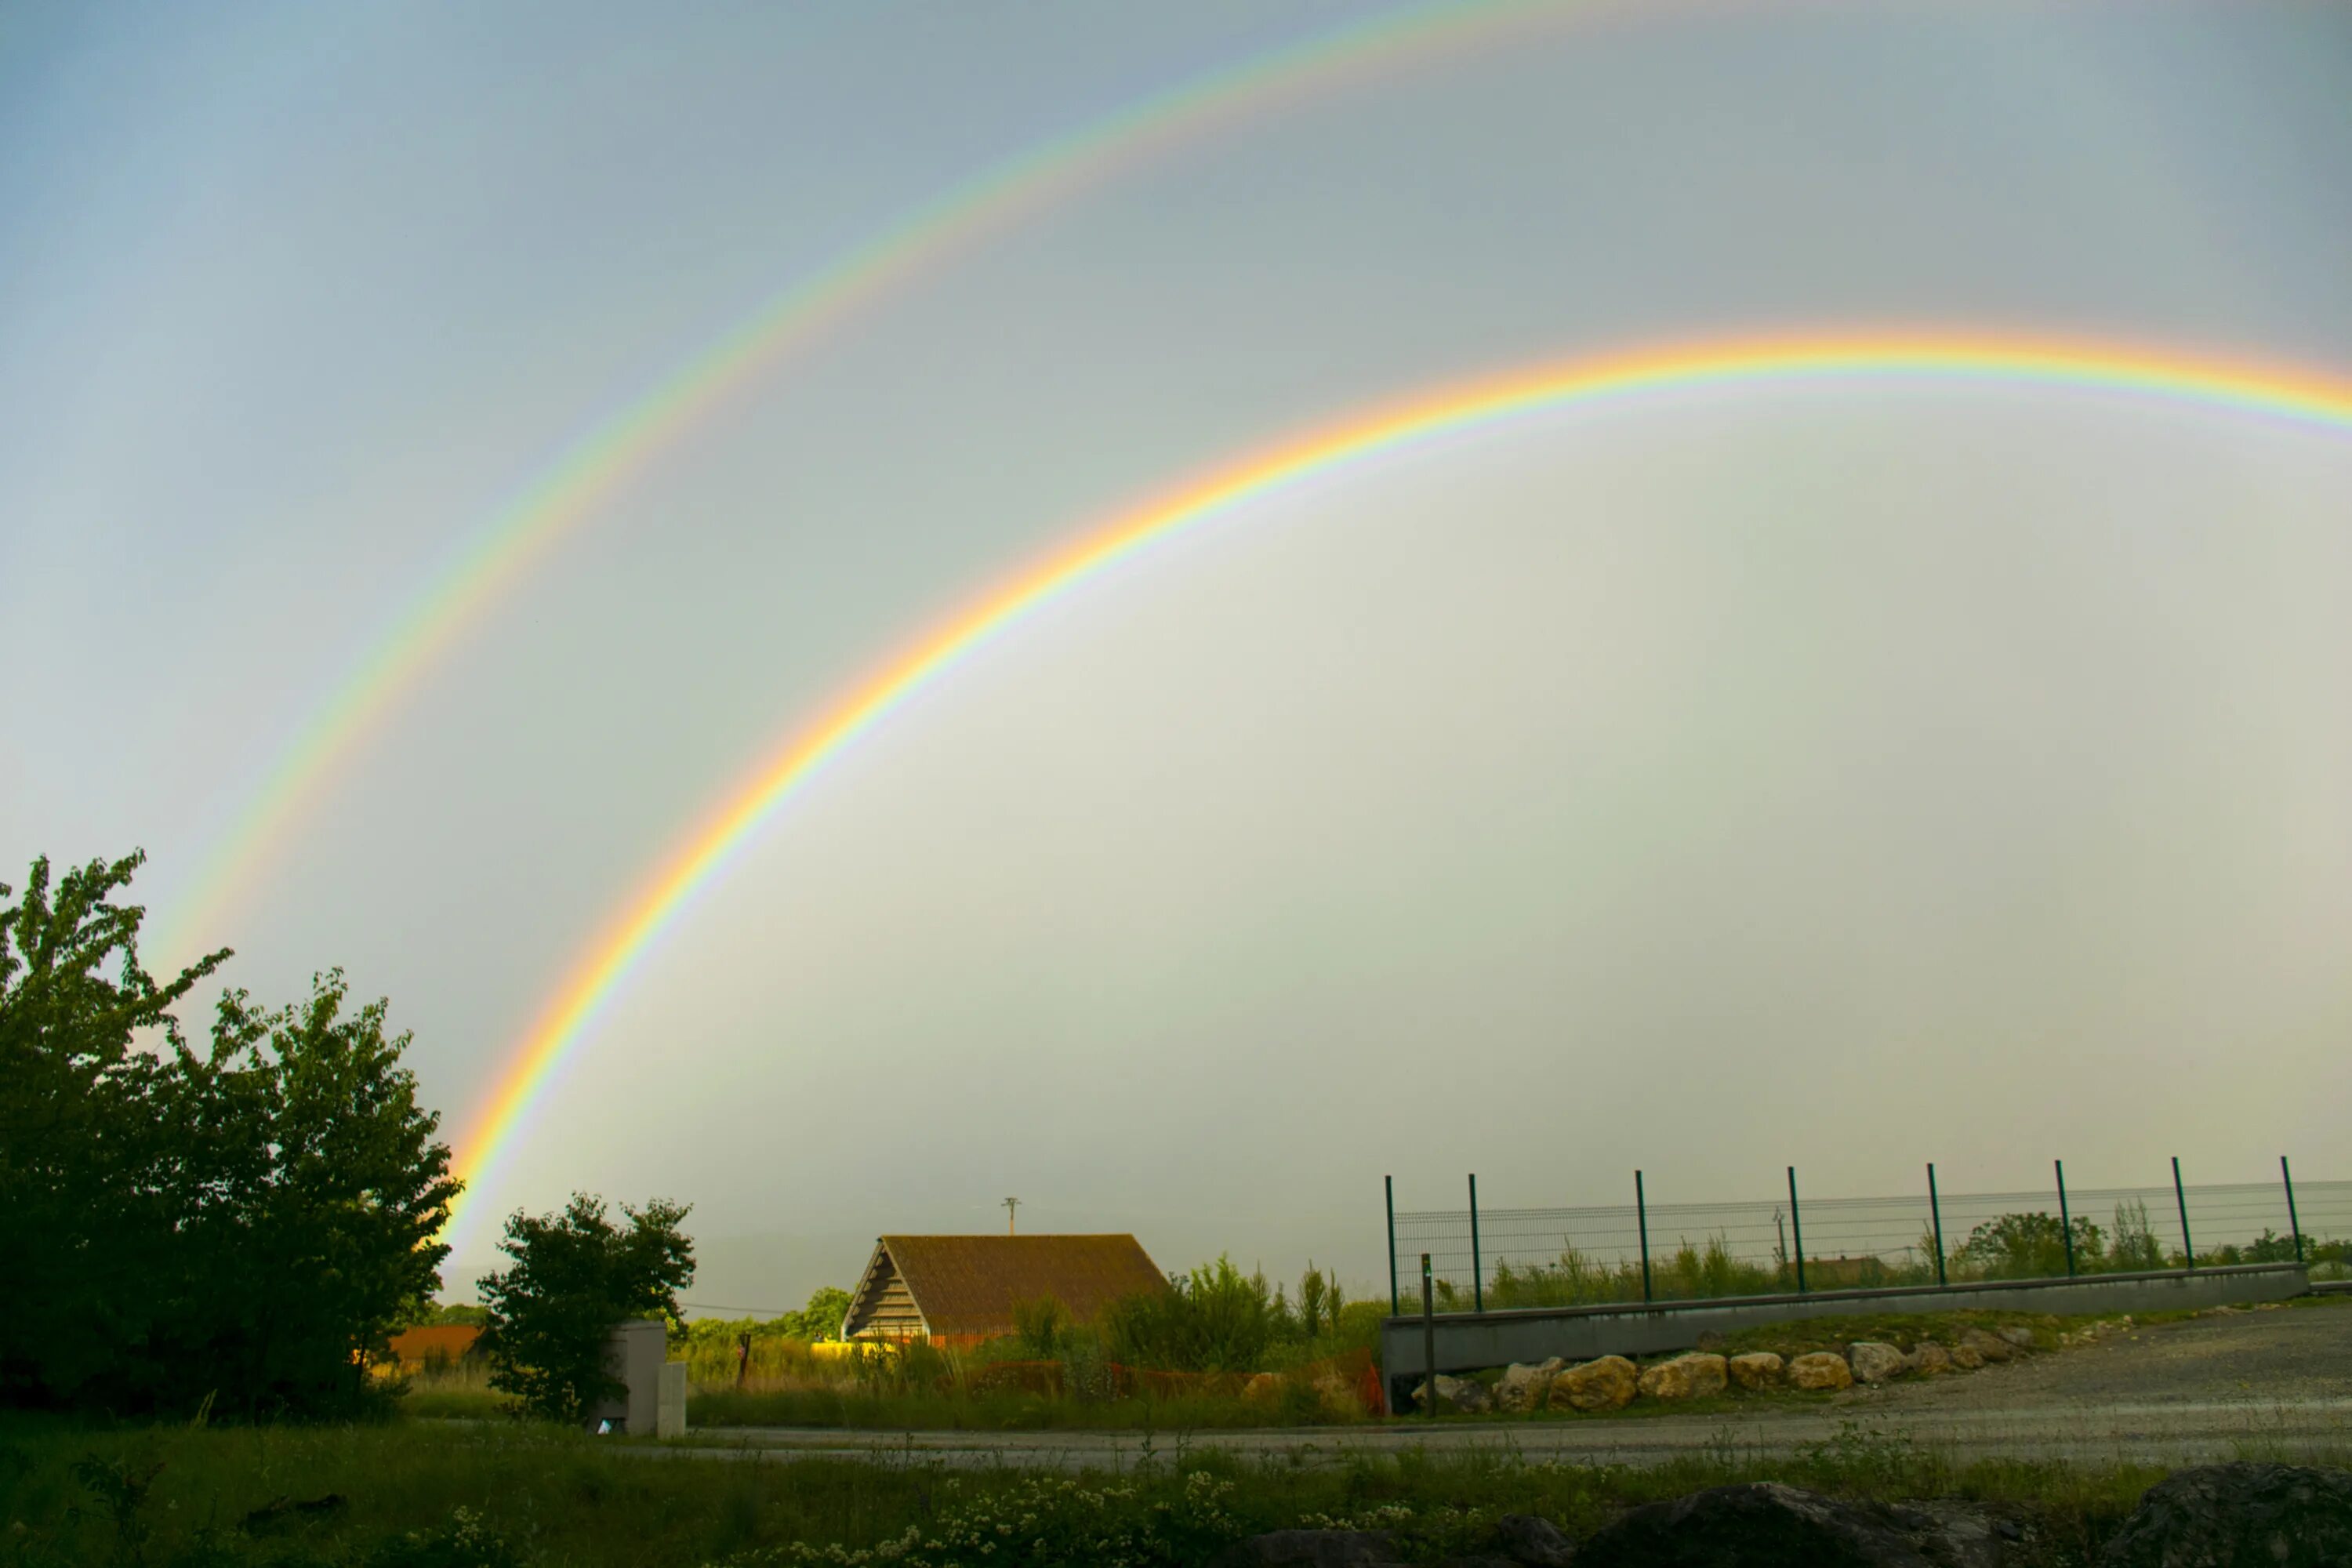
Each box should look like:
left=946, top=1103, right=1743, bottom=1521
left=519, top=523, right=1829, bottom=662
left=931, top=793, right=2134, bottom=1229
left=1420, top=1254, right=1436, bottom=1421
left=2172, top=1156, right=2194, bottom=1269
left=1385, top=1176, right=1399, bottom=1316
left=2282, top=1155, right=2304, bottom=1266
left=1927, top=1163, right=1947, bottom=1288
left=1787, top=1167, right=1807, bottom=1294
left=2056, top=1159, right=2076, bottom=1277
left=1636, top=1169, right=1653, bottom=1304
left=1468, top=1174, right=1483, bottom=1314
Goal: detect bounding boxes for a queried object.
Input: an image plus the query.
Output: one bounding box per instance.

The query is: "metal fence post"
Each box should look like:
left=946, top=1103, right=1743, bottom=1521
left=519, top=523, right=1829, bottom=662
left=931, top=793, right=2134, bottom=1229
left=2282, top=1155, right=2304, bottom=1266
left=1385, top=1175, right=1399, bottom=1316
left=2056, top=1159, right=2076, bottom=1277
left=1636, top=1169, right=1653, bottom=1304
left=1787, top=1167, right=1807, bottom=1294
left=2172, top=1156, right=2194, bottom=1269
left=1420, top=1254, right=1436, bottom=1421
left=1468, top=1174, right=1483, bottom=1314
left=1927, top=1163, right=1947, bottom=1288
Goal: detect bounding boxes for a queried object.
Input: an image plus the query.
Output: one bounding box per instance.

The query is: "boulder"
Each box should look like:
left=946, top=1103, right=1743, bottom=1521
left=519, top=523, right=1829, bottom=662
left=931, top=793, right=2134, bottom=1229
left=1786, top=1351, right=1855, bottom=1392
left=1957, top=1328, right=2013, bottom=1363
left=1848, top=1341, right=1907, bottom=1385
left=1411, top=1374, right=1493, bottom=1414
left=1549, top=1355, right=1639, bottom=1412
left=1995, top=1326, right=2035, bottom=1350
left=1575, top=1480, right=2006, bottom=1567
left=1489, top=1513, right=1577, bottom=1567
left=1637, top=1352, right=1728, bottom=1402
left=1728, top=1351, right=1785, bottom=1391
left=1214, top=1530, right=1401, bottom=1567
left=2096, top=1462, right=2352, bottom=1567
left=1949, top=1341, right=1985, bottom=1371
left=1493, top=1358, right=1565, bottom=1414
left=1907, top=1341, right=1953, bottom=1377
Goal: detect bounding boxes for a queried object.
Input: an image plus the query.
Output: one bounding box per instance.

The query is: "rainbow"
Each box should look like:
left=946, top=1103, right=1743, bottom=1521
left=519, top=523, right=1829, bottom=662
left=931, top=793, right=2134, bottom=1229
left=440, top=329, right=2352, bottom=1247
left=155, top=0, right=1608, bottom=964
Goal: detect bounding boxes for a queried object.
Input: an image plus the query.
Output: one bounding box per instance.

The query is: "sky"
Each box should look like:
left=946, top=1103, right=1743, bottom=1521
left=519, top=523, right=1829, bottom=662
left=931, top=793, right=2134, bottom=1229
left=3, top=0, right=2349, bottom=1314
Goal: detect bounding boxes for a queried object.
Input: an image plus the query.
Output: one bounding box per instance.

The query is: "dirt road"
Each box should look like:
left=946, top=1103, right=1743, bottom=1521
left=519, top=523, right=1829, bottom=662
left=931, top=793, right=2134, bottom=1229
left=681, top=1301, right=2352, bottom=1470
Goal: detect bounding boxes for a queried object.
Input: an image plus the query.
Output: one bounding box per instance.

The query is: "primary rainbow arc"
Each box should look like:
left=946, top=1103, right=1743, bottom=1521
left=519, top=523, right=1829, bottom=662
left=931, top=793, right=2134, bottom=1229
left=440, top=329, right=2352, bottom=1248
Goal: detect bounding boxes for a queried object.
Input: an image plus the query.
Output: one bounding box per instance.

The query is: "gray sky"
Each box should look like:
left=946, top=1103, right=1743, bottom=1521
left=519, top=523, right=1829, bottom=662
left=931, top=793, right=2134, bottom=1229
left=4, top=1, right=2349, bottom=1311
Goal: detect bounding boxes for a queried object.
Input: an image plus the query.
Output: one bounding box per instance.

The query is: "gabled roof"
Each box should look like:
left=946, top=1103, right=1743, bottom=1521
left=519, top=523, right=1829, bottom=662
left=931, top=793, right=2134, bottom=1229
left=843, top=1234, right=1167, bottom=1340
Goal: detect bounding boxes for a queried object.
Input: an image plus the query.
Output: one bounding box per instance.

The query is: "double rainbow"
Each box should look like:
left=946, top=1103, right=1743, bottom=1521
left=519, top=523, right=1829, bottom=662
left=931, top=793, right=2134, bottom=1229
left=441, top=329, right=2352, bottom=1246
left=158, top=0, right=1606, bottom=964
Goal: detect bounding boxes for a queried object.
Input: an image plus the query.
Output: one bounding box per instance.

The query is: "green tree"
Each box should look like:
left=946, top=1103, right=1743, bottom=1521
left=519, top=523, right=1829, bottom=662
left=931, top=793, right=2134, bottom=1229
left=2, top=851, right=457, bottom=1417
left=477, top=1194, right=694, bottom=1422
left=783, top=1285, right=852, bottom=1343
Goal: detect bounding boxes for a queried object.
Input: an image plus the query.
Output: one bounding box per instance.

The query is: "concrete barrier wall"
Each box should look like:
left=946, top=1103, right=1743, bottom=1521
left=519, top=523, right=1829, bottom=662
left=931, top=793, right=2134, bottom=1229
left=1381, top=1263, right=2308, bottom=1381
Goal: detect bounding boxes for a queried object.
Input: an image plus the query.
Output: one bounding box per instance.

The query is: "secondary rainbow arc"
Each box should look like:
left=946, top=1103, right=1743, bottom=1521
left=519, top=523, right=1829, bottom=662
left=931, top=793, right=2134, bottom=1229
left=439, top=329, right=2352, bottom=1249
left=154, top=0, right=1595, bottom=964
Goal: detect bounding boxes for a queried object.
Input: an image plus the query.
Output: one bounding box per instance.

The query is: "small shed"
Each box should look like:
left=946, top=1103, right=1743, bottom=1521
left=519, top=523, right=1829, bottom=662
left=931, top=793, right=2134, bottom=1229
left=841, top=1234, right=1167, bottom=1346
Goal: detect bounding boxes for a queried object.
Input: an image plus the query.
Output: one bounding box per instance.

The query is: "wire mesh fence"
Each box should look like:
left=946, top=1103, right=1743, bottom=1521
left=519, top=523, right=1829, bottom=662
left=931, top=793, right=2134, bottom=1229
left=1386, top=1161, right=2347, bottom=1316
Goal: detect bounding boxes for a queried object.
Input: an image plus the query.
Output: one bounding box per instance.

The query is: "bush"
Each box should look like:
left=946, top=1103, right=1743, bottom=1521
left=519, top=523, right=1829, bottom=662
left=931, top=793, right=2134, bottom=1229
left=1101, top=1257, right=1284, bottom=1373
left=1956, top=1211, right=2105, bottom=1278
left=1012, top=1295, right=1069, bottom=1358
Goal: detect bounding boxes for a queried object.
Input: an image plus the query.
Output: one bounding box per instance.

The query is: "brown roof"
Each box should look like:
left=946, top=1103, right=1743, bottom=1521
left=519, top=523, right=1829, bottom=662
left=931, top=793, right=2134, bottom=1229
left=862, top=1234, right=1167, bottom=1338
left=385, top=1324, right=482, bottom=1366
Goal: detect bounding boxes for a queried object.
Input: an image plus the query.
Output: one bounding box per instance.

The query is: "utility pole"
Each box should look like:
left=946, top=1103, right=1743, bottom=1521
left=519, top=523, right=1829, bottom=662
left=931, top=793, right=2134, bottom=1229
left=1003, top=1196, right=1020, bottom=1235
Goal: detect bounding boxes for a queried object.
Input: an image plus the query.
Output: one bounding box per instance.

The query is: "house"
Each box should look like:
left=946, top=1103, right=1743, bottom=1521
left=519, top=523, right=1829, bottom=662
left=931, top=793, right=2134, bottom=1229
left=384, top=1323, right=483, bottom=1369
left=840, top=1234, right=1167, bottom=1347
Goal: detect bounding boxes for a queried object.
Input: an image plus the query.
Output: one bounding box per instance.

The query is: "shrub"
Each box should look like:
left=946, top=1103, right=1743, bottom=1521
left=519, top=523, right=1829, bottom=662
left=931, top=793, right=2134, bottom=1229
left=1955, top=1211, right=2104, bottom=1278
left=1011, top=1295, right=1069, bottom=1358
left=1102, top=1257, right=1282, bottom=1372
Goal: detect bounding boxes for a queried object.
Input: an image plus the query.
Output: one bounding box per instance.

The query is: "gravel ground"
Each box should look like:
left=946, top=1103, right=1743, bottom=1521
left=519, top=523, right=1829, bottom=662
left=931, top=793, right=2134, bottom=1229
left=1848, top=1298, right=2352, bottom=1414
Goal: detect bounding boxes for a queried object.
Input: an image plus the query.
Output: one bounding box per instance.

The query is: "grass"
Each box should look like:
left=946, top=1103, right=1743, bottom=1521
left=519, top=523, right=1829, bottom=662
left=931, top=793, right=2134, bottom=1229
left=687, top=1385, right=1349, bottom=1431
left=10, top=1410, right=2339, bottom=1567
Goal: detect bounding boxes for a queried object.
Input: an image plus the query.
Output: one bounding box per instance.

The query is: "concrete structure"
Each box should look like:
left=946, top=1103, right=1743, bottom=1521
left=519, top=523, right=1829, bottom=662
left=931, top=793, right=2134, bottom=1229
left=657, top=1361, right=688, bottom=1438
left=1380, top=1263, right=2310, bottom=1391
left=587, top=1319, right=668, bottom=1435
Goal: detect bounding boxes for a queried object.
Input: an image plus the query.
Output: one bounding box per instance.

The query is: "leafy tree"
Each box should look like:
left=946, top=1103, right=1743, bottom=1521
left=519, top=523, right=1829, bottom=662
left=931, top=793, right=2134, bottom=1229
left=2, top=851, right=458, bottom=1417
left=783, top=1285, right=852, bottom=1344
left=477, top=1194, right=694, bottom=1423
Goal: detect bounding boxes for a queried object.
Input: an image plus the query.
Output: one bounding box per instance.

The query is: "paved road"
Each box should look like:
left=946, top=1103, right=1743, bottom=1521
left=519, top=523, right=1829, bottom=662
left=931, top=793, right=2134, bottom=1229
left=674, top=1301, right=2352, bottom=1471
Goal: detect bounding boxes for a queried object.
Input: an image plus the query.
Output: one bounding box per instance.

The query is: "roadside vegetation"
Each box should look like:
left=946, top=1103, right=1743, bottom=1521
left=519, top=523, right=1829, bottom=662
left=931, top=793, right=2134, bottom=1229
left=10, top=1410, right=2336, bottom=1567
